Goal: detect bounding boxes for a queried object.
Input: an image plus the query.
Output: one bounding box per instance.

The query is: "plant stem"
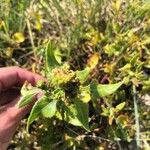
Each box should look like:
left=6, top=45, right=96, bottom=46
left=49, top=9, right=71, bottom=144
left=26, top=18, right=37, bottom=61
left=133, top=85, right=140, bottom=149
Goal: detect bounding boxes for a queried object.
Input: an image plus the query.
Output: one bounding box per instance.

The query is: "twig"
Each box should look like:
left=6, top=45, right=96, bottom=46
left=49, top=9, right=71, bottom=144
left=26, top=18, right=37, bottom=61
left=76, top=134, right=112, bottom=142
left=19, top=51, right=34, bottom=59
left=66, top=126, right=112, bottom=142
left=133, top=85, right=140, bottom=149
left=50, top=141, right=64, bottom=150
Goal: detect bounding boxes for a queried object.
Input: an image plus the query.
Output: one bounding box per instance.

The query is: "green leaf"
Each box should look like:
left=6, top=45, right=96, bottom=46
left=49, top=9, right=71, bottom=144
left=76, top=67, right=90, bottom=84
left=90, top=80, right=122, bottom=98
left=63, top=104, right=82, bottom=127
left=115, top=102, right=126, bottom=112
left=41, top=100, right=57, bottom=118
left=74, top=99, right=90, bottom=131
left=18, top=88, right=40, bottom=108
left=27, top=96, right=57, bottom=131
left=55, top=49, right=62, bottom=64
left=101, top=105, right=110, bottom=117
left=45, top=41, right=61, bottom=72
left=56, top=100, right=90, bottom=131
left=27, top=96, right=49, bottom=130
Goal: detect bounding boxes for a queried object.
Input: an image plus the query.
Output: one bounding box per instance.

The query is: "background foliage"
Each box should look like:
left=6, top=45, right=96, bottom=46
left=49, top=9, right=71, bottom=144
left=1, top=0, right=150, bottom=149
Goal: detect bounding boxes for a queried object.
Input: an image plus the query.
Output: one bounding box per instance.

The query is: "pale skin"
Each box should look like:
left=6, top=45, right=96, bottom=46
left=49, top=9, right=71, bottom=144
left=0, top=67, right=43, bottom=150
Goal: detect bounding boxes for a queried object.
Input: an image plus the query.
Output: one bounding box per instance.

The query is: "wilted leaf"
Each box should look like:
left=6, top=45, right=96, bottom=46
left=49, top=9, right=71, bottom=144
left=80, top=89, right=91, bottom=103
left=115, top=0, right=122, bottom=12
left=128, top=34, right=139, bottom=44
left=104, top=63, right=116, bottom=75
left=108, top=116, right=114, bottom=125
left=104, top=43, right=120, bottom=56
left=6, top=47, right=14, bottom=57
left=49, top=66, right=75, bottom=86
left=87, top=53, right=100, bottom=69
left=79, top=86, right=91, bottom=103
left=90, top=32, right=100, bottom=46
left=131, top=78, right=141, bottom=87
left=140, top=93, right=150, bottom=106
left=116, top=115, right=128, bottom=128
left=12, top=32, right=25, bottom=43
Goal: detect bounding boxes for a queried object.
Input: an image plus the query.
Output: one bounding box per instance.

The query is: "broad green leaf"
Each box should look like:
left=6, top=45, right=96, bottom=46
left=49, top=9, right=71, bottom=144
left=27, top=97, right=57, bottom=130
left=64, top=105, right=82, bottom=126
left=56, top=104, right=82, bottom=127
left=41, top=100, right=57, bottom=118
left=115, top=102, right=126, bottom=112
left=90, top=80, right=122, bottom=98
left=76, top=67, right=90, bottom=84
left=27, top=96, right=49, bottom=130
left=45, top=41, right=61, bottom=72
left=74, top=99, right=90, bottom=131
left=56, top=100, right=90, bottom=131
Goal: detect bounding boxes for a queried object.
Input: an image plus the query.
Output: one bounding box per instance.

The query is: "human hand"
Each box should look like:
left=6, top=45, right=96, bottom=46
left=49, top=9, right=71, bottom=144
left=0, top=67, right=44, bottom=150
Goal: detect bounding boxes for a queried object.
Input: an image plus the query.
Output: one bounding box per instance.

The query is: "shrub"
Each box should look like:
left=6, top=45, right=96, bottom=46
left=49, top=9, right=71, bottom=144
left=1, top=0, right=150, bottom=149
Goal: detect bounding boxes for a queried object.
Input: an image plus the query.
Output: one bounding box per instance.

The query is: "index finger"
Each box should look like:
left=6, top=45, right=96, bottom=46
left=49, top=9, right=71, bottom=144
left=0, top=66, right=44, bottom=92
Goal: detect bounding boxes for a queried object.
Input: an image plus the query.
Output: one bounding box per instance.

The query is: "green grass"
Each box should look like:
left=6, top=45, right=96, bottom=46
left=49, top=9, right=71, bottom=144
left=1, top=0, right=150, bottom=149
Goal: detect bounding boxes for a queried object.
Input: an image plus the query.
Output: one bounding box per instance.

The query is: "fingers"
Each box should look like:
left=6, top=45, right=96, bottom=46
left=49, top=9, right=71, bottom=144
left=0, top=89, right=20, bottom=106
left=0, top=67, right=45, bottom=147
left=0, top=96, right=32, bottom=146
left=6, top=96, right=32, bottom=121
left=0, top=66, right=44, bottom=91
